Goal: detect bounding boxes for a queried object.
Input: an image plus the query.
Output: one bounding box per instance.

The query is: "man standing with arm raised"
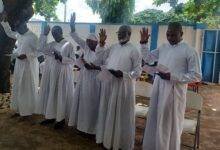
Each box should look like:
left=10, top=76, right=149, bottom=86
left=68, top=13, right=107, bottom=135
left=141, top=22, right=202, bottom=150
left=96, top=25, right=142, bottom=150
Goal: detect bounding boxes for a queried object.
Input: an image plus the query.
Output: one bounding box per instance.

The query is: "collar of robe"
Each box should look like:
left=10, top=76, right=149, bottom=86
left=119, top=41, right=130, bottom=46
left=169, top=40, right=184, bottom=48
left=57, top=38, right=65, bottom=43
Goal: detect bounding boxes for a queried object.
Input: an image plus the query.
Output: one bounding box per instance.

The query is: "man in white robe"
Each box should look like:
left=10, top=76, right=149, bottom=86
left=1, top=20, right=39, bottom=117
left=37, top=25, right=75, bottom=129
left=95, top=25, right=142, bottom=150
left=68, top=13, right=107, bottom=134
left=141, top=22, right=202, bottom=150
left=35, top=25, right=56, bottom=118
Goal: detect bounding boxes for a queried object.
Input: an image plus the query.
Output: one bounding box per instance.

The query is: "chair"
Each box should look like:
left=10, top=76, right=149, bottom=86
left=182, top=91, right=203, bottom=150
left=135, top=81, right=152, bottom=142
left=188, top=82, right=201, bottom=93
left=135, top=81, right=152, bottom=118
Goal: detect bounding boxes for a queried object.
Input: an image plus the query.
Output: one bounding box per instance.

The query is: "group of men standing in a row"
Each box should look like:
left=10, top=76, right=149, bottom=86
left=0, top=10, right=202, bottom=150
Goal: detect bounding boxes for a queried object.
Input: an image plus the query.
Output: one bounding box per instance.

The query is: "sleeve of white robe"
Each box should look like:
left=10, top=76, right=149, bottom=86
left=170, top=49, right=202, bottom=84
left=123, top=47, right=142, bottom=80
left=93, top=45, right=107, bottom=66
left=24, top=33, right=39, bottom=60
left=141, top=43, right=159, bottom=64
left=38, top=34, right=48, bottom=50
left=70, top=32, right=86, bottom=50
left=61, top=42, right=76, bottom=65
left=0, top=21, right=17, bottom=39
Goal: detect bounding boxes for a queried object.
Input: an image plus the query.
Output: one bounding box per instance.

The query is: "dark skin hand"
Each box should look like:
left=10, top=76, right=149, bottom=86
left=108, top=69, right=123, bottom=78
left=75, top=54, right=80, bottom=59
left=156, top=72, right=171, bottom=80
left=84, top=63, right=94, bottom=70
left=140, top=27, right=150, bottom=44
left=74, top=65, right=81, bottom=71
left=17, top=54, right=27, bottom=60
left=90, top=63, right=101, bottom=70
left=84, top=63, right=101, bottom=70
left=54, top=51, right=62, bottom=62
left=99, top=28, right=107, bottom=47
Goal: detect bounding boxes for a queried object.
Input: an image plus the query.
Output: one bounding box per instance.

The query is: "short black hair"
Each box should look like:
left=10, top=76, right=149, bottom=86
left=52, top=26, right=63, bottom=34
left=168, top=22, right=182, bottom=31
left=118, top=25, right=132, bottom=36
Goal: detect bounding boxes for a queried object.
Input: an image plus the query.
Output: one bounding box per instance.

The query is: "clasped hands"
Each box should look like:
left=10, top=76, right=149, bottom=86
left=17, top=54, right=27, bottom=60
left=156, top=72, right=170, bottom=80
left=54, top=50, right=62, bottom=62
left=81, top=58, right=123, bottom=78
left=81, top=57, right=101, bottom=71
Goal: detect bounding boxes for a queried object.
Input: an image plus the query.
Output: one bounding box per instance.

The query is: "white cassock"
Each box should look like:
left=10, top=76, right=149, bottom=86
left=35, top=35, right=62, bottom=115
left=68, top=32, right=105, bottom=134
left=96, top=42, right=142, bottom=150
left=1, top=22, right=39, bottom=116
left=141, top=42, right=202, bottom=150
left=45, top=39, right=75, bottom=122
left=57, top=41, right=75, bottom=121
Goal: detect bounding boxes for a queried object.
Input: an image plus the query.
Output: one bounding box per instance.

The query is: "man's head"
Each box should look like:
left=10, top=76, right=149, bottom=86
left=117, top=25, right=131, bottom=45
left=86, top=34, right=98, bottom=51
left=15, top=22, right=28, bottom=35
left=166, top=22, right=183, bottom=45
left=52, top=26, right=63, bottom=42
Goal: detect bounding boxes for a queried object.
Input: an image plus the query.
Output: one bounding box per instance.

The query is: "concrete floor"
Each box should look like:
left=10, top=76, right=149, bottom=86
left=0, top=84, right=219, bottom=150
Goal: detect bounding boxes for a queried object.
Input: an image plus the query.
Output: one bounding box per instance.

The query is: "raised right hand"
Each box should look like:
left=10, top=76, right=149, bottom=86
left=99, top=28, right=107, bottom=47
left=43, top=25, right=50, bottom=36
left=70, top=12, right=76, bottom=32
left=140, top=27, right=150, bottom=44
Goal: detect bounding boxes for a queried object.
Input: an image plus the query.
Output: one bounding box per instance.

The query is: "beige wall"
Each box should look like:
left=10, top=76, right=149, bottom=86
left=27, top=22, right=203, bottom=54
left=96, top=24, right=151, bottom=48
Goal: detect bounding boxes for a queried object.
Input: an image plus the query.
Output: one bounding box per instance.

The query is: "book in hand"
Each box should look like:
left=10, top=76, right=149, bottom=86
left=142, top=63, right=169, bottom=75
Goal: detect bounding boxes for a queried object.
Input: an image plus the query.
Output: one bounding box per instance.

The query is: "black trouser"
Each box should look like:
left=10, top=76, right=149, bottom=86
left=0, top=55, right=11, bottom=93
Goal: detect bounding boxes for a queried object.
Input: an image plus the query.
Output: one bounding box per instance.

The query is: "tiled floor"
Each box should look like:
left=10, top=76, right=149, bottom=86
left=0, top=84, right=219, bottom=150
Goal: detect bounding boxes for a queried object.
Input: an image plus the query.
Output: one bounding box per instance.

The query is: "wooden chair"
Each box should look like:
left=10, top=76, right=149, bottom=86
left=182, top=91, right=203, bottom=150
left=135, top=81, right=152, bottom=143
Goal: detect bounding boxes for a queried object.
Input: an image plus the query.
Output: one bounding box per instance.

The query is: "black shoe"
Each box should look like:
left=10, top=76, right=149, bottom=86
left=18, top=115, right=31, bottom=122
left=54, top=119, right=65, bottom=130
left=10, top=113, right=20, bottom=118
left=40, top=119, right=56, bottom=125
